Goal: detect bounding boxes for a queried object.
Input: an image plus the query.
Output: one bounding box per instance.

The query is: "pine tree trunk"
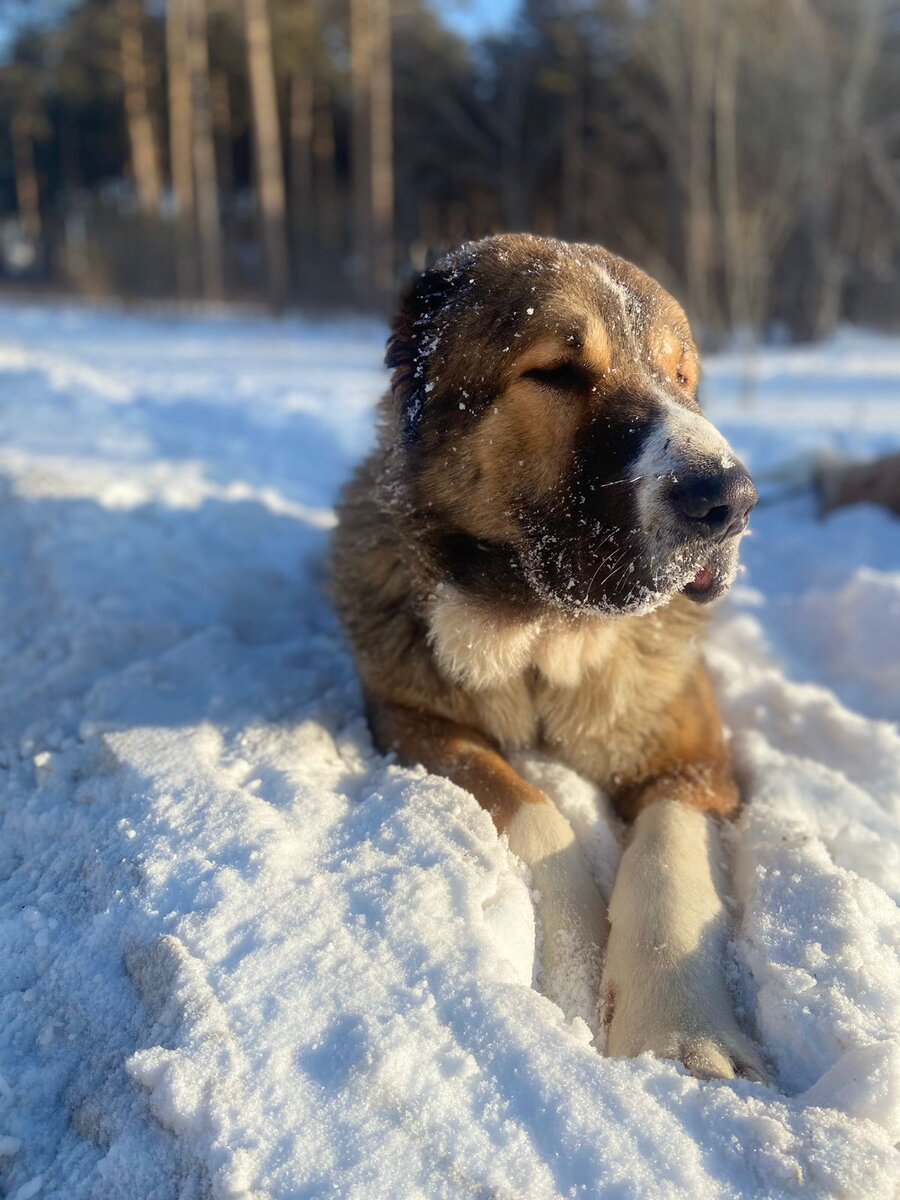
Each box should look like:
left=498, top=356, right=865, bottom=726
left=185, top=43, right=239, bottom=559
left=185, top=0, right=224, bottom=300
left=118, top=0, right=163, bottom=215
left=500, top=50, right=527, bottom=231
left=243, top=0, right=289, bottom=310
left=11, top=110, right=41, bottom=240
left=290, top=66, right=315, bottom=286
left=312, top=73, right=339, bottom=253
left=369, top=0, right=393, bottom=298
left=166, top=0, right=197, bottom=296
left=714, top=10, right=745, bottom=331
left=684, top=2, right=716, bottom=331
left=560, top=54, right=583, bottom=240
left=211, top=70, right=234, bottom=197
left=814, top=0, right=883, bottom=339
left=350, top=0, right=373, bottom=294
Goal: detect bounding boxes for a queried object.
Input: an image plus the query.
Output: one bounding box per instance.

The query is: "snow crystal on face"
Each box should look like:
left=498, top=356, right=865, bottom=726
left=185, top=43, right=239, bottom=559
left=0, top=303, right=898, bottom=1198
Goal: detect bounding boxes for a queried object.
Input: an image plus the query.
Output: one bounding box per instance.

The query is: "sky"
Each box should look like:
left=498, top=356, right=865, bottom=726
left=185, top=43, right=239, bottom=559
left=435, top=0, right=521, bottom=39
left=0, top=0, right=522, bottom=63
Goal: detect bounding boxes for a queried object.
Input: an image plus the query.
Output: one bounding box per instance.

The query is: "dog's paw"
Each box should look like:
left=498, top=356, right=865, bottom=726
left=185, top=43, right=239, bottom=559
left=663, top=1030, right=767, bottom=1082
left=603, top=981, right=768, bottom=1083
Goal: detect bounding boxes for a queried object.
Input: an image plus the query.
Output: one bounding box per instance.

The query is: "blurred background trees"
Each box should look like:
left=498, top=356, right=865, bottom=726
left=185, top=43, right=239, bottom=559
left=0, top=0, right=898, bottom=341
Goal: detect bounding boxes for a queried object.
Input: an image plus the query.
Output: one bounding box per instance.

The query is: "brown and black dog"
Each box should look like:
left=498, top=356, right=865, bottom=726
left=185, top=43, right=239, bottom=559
left=331, top=234, right=765, bottom=1080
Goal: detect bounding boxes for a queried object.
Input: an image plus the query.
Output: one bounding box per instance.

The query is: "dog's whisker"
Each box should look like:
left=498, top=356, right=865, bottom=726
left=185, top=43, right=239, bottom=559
left=593, top=545, right=631, bottom=595
left=598, top=475, right=644, bottom=489
left=582, top=531, right=624, bottom=605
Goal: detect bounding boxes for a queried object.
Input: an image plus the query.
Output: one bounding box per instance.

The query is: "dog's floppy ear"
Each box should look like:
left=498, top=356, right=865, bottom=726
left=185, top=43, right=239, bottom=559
left=385, top=262, right=457, bottom=445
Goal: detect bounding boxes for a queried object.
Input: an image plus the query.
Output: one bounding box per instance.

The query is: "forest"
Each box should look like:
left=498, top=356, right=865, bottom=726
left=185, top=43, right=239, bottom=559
left=1, top=0, right=899, bottom=341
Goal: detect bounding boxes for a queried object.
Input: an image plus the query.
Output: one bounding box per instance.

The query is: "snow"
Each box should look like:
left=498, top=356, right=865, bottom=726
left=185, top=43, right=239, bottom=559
left=0, top=303, right=898, bottom=1199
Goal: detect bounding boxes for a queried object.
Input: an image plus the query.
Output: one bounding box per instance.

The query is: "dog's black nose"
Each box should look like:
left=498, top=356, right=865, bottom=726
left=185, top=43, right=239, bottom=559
left=669, top=467, right=758, bottom=539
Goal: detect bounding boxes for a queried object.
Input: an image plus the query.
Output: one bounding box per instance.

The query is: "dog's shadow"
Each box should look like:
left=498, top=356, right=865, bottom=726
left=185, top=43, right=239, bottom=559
left=0, top=477, right=351, bottom=736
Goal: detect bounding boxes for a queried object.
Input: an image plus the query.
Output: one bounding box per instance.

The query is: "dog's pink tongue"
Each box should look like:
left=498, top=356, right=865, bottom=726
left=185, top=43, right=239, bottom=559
left=691, top=568, right=715, bottom=590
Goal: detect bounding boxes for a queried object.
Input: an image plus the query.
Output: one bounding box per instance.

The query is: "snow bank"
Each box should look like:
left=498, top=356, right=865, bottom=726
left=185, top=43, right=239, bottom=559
left=0, top=305, right=897, bottom=1199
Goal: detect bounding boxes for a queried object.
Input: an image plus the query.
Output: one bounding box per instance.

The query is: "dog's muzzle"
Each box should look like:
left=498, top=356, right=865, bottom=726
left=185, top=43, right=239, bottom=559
left=667, top=465, right=758, bottom=543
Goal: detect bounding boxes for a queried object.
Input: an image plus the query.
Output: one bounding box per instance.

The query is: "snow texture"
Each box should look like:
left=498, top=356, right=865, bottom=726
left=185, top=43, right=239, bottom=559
left=0, top=306, right=898, bottom=1199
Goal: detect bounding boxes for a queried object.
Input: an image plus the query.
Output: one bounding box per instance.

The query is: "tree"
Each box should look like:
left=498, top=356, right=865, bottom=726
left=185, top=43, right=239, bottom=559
left=350, top=0, right=394, bottom=299
left=243, top=0, right=289, bottom=309
left=369, top=0, right=393, bottom=295
left=349, top=0, right=373, bottom=294
left=1, top=0, right=898, bottom=333
left=10, top=106, right=42, bottom=240
left=166, top=0, right=197, bottom=295
left=117, top=0, right=163, bottom=215
left=185, top=0, right=224, bottom=300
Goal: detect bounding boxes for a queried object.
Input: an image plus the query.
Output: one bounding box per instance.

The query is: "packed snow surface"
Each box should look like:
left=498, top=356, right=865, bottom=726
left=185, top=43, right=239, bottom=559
left=0, top=307, right=898, bottom=1199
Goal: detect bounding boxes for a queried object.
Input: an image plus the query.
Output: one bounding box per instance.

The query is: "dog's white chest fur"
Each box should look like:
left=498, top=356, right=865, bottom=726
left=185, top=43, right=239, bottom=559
left=426, top=585, right=619, bottom=692
left=425, top=583, right=698, bottom=774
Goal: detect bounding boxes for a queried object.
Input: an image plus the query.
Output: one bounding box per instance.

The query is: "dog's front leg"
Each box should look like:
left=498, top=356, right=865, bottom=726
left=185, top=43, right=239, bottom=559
left=602, top=790, right=765, bottom=1080
left=369, top=696, right=608, bottom=1027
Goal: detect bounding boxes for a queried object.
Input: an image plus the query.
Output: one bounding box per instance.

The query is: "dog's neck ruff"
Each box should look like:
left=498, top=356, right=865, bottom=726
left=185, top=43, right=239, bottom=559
left=426, top=584, right=633, bottom=691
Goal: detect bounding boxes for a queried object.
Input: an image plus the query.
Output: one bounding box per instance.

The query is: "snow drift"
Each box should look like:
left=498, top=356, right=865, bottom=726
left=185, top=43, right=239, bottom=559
left=0, top=308, right=898, bottom=1199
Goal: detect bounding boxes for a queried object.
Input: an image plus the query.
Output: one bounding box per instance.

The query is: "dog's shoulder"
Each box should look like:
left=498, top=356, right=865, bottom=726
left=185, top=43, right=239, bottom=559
left=330, top=445, right=509, bottom=735
left=330, top=447, right=422, bottom=683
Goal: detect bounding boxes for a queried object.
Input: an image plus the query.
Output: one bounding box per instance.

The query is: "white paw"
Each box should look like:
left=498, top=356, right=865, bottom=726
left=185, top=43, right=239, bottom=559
left=602, top=977, right=767, bottom=1082
left=600, top=801, right=768, bottom=1084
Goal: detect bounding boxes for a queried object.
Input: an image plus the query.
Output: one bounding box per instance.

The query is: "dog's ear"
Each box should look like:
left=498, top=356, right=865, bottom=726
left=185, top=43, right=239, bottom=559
left=385, top=263, right=457, bottom=446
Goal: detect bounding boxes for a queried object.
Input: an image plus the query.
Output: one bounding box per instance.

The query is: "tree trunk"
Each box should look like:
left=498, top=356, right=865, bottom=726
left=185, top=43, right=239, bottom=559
left=560, top=53, right=583, bottom=240
left=117, top=0, right=163, bottom=215
left=11, top=110, right=41, bottom=240
left=166, top=0, right=197, bottom=296
left=684, top=0, right=717, bottom=332
left=185, top=0, right=224, bottom=301
left=500, top=50, right=528, bottom=230
left=290, top=66, right=315, bottom=286
left=312, top=73, right=339, bottom=253
left=350, top=0, right=373, bottom=294
left=714, top=6, right=745, bottom=331
left=211, top=70, right=234, bottom=198
left=369, top=0, right=393, bottom=298
left=288, top=0, right=316, bottom=291
left=814, top=0, right=883, bottom=339
left=59, top=107, right=82, bottom=200
left=243, top=0, right=289, bottom=310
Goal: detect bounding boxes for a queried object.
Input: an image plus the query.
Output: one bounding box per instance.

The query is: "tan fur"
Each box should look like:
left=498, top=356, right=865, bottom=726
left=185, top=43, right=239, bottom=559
left=602, top=802, right=765, bottom=1079
left=331, top=234, right=761, bottom=1079
left=415, top=370, right=585, bottom=534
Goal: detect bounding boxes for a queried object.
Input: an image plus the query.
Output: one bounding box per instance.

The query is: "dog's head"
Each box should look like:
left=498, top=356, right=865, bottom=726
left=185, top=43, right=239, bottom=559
left=386, top=234, right=756, bottom=618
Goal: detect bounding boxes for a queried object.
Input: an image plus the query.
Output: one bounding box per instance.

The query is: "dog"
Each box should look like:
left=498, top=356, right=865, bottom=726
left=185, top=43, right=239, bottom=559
left=331, top=233, right=765, bottom=1081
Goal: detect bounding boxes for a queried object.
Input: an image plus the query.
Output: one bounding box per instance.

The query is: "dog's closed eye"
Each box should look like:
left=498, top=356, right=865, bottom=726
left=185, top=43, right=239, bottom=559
left=524, top=361, right=589, bottom=393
